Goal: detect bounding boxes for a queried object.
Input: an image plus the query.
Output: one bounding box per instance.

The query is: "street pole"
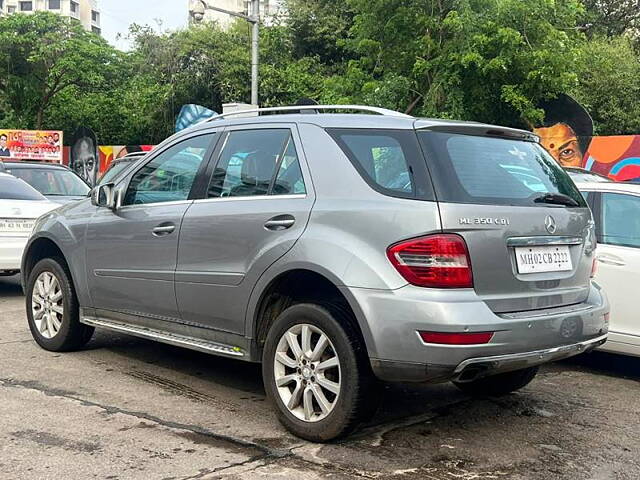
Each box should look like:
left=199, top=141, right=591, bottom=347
left=250, top=0, right=260, bottom=106
left=201, top=1, right=260, bottom=106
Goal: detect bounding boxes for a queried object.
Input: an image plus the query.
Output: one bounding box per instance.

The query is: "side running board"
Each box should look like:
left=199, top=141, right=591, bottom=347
left=81, top=317, right=245, bottom=358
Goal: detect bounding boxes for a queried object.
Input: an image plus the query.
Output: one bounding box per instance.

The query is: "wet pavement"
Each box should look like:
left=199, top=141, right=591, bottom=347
left=1, top=275, right=639, bottom=479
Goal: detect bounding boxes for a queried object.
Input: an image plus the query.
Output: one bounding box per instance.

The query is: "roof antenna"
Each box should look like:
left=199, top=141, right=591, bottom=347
left=296, top=98, right=319, bottom=114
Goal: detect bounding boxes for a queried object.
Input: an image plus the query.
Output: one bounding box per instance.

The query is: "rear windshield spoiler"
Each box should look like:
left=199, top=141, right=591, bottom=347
left=415, top=122, right=539, bottom=143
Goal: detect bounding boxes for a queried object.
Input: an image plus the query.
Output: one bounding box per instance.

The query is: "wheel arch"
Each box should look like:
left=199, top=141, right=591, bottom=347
left=247, top=265, right=374, bottom=360
left=21, top=235, right=76, bottom=295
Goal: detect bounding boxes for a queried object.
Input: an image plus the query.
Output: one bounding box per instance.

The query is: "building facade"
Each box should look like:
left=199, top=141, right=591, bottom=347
left=189, top=0, right=285, bottom=29
left=0, top=0, right=101, bottom=34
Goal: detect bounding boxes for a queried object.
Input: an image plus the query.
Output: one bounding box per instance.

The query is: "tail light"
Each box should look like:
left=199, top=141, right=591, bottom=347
left=387, top=234, right=473, bottom=288
left=590, top=255, right=598, bottom=278
left=419, top=331, right=494, bottom=345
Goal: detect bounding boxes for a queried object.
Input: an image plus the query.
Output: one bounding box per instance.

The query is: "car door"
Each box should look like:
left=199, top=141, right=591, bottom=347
left=86, top=132, right=218, bottom=323
left=594, top=191, right=640, bottom=345
left=176, top=125, right=314, bottom=335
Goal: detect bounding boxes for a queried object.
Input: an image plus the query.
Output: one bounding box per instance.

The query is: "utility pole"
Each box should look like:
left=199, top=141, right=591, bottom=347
left=250, top=0, right=260, bottom=106
left=202, top=1, right=260, bottom=106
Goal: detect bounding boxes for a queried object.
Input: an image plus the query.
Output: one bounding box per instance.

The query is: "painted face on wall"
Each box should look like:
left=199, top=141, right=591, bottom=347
left=72, top=137, right=97, bottom=186
left=534, top=123, right=583, bottom=168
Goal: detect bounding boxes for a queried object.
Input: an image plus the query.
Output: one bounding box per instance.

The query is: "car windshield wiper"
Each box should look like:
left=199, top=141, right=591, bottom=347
left=533, top=193, right=580, bottom=207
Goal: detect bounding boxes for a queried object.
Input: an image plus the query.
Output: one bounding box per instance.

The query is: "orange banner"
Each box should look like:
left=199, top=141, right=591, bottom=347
left=0, top=129, right=64, bottom=163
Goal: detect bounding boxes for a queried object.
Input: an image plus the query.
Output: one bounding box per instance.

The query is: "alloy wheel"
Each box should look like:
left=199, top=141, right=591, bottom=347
left=31, top=271, right=64, bottom=339
left=273, top=323, right=341, bottom=422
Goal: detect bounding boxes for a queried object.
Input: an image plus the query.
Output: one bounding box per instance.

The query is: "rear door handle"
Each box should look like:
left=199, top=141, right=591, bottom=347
left=264, top=215, right=295, bottom=231
left=152, top=224, right=176, bottom=236
left=597, top=254, right=625, bottom=267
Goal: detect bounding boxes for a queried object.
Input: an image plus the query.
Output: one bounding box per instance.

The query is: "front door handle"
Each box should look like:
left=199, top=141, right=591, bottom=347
left=152, top=224, right=176, bottom=236
left=264, top=215, right=295, bottom=231
left=597, top=254, right=626, bottom=267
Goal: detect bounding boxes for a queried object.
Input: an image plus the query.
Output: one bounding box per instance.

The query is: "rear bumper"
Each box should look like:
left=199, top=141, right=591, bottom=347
left=0, top=235, right=28, bottom=271
left=343, top=282, right=609, bottom=383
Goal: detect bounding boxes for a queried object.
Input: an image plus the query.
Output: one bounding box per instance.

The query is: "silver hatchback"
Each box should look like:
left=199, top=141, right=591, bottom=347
left=22, top=105, right=609, bottom=441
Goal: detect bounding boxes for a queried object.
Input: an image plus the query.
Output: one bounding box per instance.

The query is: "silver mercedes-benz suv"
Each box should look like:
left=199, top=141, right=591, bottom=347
left=22, top=105, right=609, bottom=442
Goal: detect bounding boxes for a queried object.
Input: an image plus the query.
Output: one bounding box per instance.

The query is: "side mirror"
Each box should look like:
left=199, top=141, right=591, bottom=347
left=91, top=183, right=116, bottom=209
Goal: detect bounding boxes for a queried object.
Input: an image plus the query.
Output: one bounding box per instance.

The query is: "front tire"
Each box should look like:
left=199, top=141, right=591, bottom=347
left=453, top=366, right=539, bottom=396
left=26, top=257, right=94, bottom=352
left=262, top=303, right=377, bottom=442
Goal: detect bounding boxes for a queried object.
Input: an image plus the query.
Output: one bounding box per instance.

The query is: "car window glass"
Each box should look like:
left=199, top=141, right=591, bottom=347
left=331, top=132, right=413, bottom=194
left=272, top=136, right=306, bottom=195
left=208, top=129, right=293, bottom=198
left=8, top=168, right=90, bottom=196
left=124, top=134, right=213, bottom=206
left=418, top=132, right=586, bottom=207
left=601, top=193, right=640, bottom=248
left=0, top=175, right=47, bottom=201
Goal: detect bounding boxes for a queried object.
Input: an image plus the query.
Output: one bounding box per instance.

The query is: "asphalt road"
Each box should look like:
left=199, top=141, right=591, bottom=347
left=1, top=274, right=639, bottom=480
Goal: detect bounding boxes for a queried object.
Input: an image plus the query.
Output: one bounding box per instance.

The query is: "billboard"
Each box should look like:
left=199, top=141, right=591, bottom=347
left=0, top=129, right=64, bottom=163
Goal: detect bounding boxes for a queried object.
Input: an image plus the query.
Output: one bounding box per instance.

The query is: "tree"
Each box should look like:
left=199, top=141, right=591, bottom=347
left=582, top=0, right=640, bottom=38
left=332, top=0, right=585, bottom=128
left=0, top=12, right=120, bottom=129
left=572, top=36, right=640, bottom=135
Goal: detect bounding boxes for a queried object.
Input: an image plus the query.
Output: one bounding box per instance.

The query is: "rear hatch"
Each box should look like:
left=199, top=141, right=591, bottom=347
left=417, top=126, right=595, bottom=313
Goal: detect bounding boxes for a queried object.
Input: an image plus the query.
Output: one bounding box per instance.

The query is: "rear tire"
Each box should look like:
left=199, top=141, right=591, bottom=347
left=26, top=257, right=94, bottom=352
left=453, top=366, right=539, bottom=396
left=262, top=303, right=378, bottom=442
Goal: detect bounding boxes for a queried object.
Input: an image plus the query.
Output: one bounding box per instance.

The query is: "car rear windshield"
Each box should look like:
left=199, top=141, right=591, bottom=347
left=8, top=167, right=90, bottom=196
left=0, top=175, right=47, bottom=201
left=327, top=129, right=434, bottom=200
left=418, top=131, right=586, bottom=207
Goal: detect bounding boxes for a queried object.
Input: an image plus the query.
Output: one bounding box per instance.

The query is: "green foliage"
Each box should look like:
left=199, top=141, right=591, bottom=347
left=572, top=36, right=640, bottom=135
left=0, top=11, right=119, bottom=129
left=2, top=3, right=640, bottom=143
left=582, top=0, right=640, bottom=38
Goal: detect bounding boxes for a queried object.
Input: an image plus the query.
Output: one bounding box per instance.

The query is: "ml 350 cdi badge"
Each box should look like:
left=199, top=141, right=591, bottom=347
left=22, top=105, right=609, bottom=442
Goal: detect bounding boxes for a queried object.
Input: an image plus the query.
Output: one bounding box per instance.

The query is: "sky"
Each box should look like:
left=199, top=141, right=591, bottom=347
left=101, top=0, right=188, bottom=50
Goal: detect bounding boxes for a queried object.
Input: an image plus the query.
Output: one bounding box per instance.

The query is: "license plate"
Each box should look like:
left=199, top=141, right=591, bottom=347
left=515, top=245, right=572, bottom=274
left=0, top=218, right=34, bottom=233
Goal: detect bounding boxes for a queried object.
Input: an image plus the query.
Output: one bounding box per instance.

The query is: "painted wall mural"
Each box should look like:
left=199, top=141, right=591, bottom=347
left=533, top=94, right=640, bottom=181
left=62, top=144, right=155, bottom=179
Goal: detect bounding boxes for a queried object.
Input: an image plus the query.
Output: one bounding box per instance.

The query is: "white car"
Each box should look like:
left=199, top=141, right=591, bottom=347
left=577, top=181, right=640, bottom=357
left=0, top=173, right=60, bottom=276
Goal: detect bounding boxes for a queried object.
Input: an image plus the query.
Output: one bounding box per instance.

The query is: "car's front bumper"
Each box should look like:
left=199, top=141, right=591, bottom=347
left=0, top=235, right=28, bottom=271
left=343, top=282, right=609, bottom=383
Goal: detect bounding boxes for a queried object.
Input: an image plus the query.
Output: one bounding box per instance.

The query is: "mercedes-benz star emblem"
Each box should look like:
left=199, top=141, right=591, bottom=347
left=545, top=215, right=557, bottom=234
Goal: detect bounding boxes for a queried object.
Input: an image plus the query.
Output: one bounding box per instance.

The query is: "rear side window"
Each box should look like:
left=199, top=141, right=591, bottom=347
left=208, top=129, right=306, bottom=198
left=328, top=129, right=434, bottom=200
left=600, top=193, right=640, bottom=248
left=418, top=131, right=586, bottom=207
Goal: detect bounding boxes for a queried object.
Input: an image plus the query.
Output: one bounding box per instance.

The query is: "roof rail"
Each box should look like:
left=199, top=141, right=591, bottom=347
left=206, top=104, right=413, bottom=122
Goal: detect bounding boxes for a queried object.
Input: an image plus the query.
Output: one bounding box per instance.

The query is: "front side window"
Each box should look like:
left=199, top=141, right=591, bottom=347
left=418, top=131, right=586, bottom=208
left=208, top=129, right=305, bottom=198
left=600, top=193, right=640, bottom=248
left=124, top=134, right=213, bottom=206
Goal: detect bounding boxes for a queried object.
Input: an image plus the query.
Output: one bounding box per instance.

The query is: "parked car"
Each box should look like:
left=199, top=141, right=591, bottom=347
left=576, top=181, right=640, bottom=357
left=4, top=161, right=91, bottom=204
left=564, top=167, right=612, bottom=183
left=97, top=152, right=148, bottom=187
left=21, top=105, right=609, bottom=442
left=0, top=173, right=59, bottom=276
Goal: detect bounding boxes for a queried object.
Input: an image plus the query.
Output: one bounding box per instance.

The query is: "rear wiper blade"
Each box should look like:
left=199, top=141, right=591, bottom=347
left=533, top=193, right=580, bottom=207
